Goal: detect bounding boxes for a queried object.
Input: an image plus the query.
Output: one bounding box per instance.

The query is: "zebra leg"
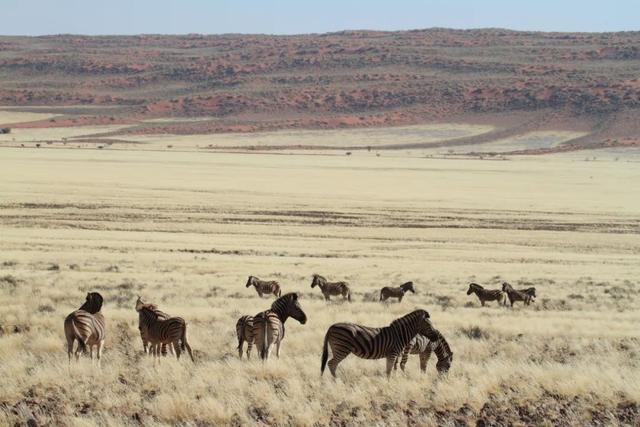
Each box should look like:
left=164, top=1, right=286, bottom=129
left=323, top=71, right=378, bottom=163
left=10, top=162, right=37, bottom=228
left=247, top=341, right=252, bottom=359
left=386, top=356, right=397, bottom=378
left=276, top=339, right=281, bottom=358
left=327, top=346, right=348, bottom=378
left=89, top=345, right=94, bottom=362
left=480, top=299, right=486, bottom=306
left=238, top=337, right=244, bottom=358
left=398, top=295, right=403, bottom=302
left=420, top=349, right=432, bottom=373
left=67, top=339, right=74, bottom=364
left=173, top=341, right=181, bottom=360
left=257, top=291, right=263, bottom=297
left=96, top=340, right=104, bottom=367
left=400, top=347, right=410, bottom=372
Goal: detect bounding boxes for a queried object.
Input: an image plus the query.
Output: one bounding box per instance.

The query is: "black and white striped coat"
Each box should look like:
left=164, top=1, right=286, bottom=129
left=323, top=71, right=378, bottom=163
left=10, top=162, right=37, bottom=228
left=380, top=281, right=415, bottom=302
left=320, top=309, right=436, bottom=378
left=251, top=293, right=307, bottom=360
left=246, top=276, right=282, bottom=298
left=397, top=329, right=453, bottom=373
left=135, top=298, right=194, bottom=362
left=502, top=282, right=533, bottom=306
left=64, top=292, right=106, bottom=364
left=236, top=315, right=254, bottom=358
left=311, top=274, right=351, bottom=301
left=138, top=303, right=172, bottom=355
left=467, top=283, right=506, bottom=306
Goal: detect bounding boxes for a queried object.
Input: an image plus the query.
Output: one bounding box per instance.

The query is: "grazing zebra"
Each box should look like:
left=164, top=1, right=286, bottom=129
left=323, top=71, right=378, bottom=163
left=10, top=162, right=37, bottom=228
left=246, top=276, right=282, bottom=298
left=135, top=297, right=194, bottom=362
left=520, top=287, right=537, bottom=301
left=466, top=283, right=506, bottom=306
left=64, top=292, right=106, bottom=364
left=502, top=282, right=533, bottom=307
left=236, top=315, right=254, bottom=358
left=396, top=329, right=453, bottom=374
left=139, top=303, right=172, bottom=356
left=320, top=309, right=436, bottom=378
left=252, top=292, right=307, bottom=360
left=311, top=274, right=351, bottom=302
left=380, top=281, right=416, bottom=302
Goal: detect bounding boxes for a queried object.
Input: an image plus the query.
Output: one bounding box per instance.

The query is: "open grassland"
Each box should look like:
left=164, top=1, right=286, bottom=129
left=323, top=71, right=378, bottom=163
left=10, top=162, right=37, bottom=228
left=1, top=147, right=639, bottom=426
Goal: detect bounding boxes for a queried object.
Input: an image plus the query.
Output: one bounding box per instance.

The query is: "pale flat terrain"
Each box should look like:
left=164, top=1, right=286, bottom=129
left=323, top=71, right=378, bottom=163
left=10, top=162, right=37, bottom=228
left=1, top=146, right=639, bottom=426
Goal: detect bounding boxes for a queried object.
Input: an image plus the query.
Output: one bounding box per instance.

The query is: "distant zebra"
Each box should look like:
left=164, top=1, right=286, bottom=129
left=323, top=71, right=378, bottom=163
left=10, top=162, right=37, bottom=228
left=502, top=282, right=533, bottom=307
left=320, top=309, right=436, bottom=378
left=236, top=315, right=254, bottom=358
left=520, top=287, right=537, bottom=301
left=64, top=292, right=106, bottom=364
left=138, top=303, right=172, bottom=356
left=466, top=283, right=506, bottom=306
left=380, top=281, right=415, bottom=302
left=135, top=297, right=194, bottom=362
left=311, top=274, right=351, bottom=302
left=396, top=329, right=453, bottom=374
left=252, top=292, right=307, bottom=360
left=246, top=276, right=282, bottom=298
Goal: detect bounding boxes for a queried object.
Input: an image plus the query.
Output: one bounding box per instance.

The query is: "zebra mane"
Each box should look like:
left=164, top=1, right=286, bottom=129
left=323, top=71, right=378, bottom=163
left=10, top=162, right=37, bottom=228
left=272, top=292, right=298, bottom=308
left=469, top=282, right=483, bottom=289
left=502, top=282, right=514, bottom=291
left=140, top=303, right=158, bottom=310
left=79, top=292, right=103, bottom=314
left=389, top=309, right=429, bottom=328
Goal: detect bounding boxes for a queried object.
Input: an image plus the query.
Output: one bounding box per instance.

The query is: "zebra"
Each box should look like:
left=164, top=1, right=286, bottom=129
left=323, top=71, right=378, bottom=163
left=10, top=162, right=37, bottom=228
left=520, top=287, right=537, bottom=301
left=64, top=292, right=106, bottom=364
left=502, top=282, right=533, bottom=306
left=380, top=281, right=415, bottom=302
left=311, top=274, right=351, bottom=302
left=135, top=297, right=194, bottom=362
left=466, top=283, right=506, bottom=306
left=396, top=329, right=453, bottom=374
left=320, top=309, right=436, bottom=378
left=246, top=276, right=282, bottom=298
left=252, top=292, right=307, bottom=360
left=236, top=315, right=254, bottom=358
left=138, top=302, right=172, bottom=356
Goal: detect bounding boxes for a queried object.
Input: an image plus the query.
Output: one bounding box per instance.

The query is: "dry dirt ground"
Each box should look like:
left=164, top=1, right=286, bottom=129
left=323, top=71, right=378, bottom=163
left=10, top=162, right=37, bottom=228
left=1, top=145, right=639, bottom=426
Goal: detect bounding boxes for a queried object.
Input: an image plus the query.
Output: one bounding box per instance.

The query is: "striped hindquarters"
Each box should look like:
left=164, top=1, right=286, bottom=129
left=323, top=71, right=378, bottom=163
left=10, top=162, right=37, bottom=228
left=256, top=281, right=280, bottom=296
left=324, top=323, right=391, bottom=360
left=146, top=317, right=187, bottom=344
left=251, top=311, right=284, bottom=360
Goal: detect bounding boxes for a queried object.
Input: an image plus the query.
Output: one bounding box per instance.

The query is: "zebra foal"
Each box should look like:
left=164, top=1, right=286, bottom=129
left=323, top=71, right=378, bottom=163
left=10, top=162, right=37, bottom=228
left=311, top=274, right=351, bottom=302
left=246, top=276, right=282, bottom=298
left=135, top=297, right=194, bottom=362
left=396, top=329, right=453, bottom=374
left=320, top=309, right=436, bottom=378
left=138, top=303, right=172, bottom=356
left=380, top=281, right=415, bottom=302
left=64, top=292, right=106, bottom=364
left=252, top=292, right=307, bottom=360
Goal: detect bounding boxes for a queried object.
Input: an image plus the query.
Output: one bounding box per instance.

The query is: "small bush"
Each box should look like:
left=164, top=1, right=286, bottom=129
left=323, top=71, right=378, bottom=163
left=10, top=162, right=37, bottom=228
left=460, top=325, right=490, bottom=340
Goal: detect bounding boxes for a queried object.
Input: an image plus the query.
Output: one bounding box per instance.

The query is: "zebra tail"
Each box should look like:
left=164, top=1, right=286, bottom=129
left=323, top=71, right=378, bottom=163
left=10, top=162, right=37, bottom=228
left=320, top=330, right=329, bottom=375
left=260, top=319, right=268, bottom=360
left=347, top=290, right=351, bottom=302
left=181, top=324, right=195, bottom=362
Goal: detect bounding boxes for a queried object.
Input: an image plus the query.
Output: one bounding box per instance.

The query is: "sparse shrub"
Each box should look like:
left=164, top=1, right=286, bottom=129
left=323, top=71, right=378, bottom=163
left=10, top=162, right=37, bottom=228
left=1, top=260, right=17, bottom=267
left=105, top=265, right=120, bottom=273
left=567, top=293, right=584, bottom=300
left=38, top=304, right=55, bottom=313
left=0, top=274, right=20, bottom=288
left=460, top=325, right=489, bottom=340
left=46, top=263, right=60, bottom=271
left=68, top=263, right=80, bottom=270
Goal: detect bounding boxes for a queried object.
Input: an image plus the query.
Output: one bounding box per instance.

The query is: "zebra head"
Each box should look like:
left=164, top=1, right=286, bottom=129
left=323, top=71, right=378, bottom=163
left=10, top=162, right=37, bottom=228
left=80, top=292, right=104, bottom=313
left=401, top=281, right=415, bottom=293
left=246, top=276, right=257, bottom=288
left=467, top=283, right=480, bottom=295
left=436, top=352, right=453, bottom=374
left=273, top=292, right=307, bottom=324
left=501, top=282, right=513, bottom=292
left=311, top=274, right=324, bottom=288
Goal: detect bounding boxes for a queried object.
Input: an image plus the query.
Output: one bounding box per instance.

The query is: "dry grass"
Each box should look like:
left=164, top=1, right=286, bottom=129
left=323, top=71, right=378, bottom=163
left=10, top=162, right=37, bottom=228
left=0, top=146, right=639, bottom=426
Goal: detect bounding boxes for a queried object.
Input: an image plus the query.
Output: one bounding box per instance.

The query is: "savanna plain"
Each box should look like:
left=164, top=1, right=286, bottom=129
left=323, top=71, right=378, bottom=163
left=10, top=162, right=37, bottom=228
left=1, top=139, right=639, bottom=426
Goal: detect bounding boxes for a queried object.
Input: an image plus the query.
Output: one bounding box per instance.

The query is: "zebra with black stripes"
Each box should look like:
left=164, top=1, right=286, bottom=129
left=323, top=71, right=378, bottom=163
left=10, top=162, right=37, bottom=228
left=520, top=287, right=537, bottom=301
left=252, top=292, right=307, bottom=360
left=236, top=315, right=254, bottom=358
left=135, top=297, right=194, bottom=362
left=502, top=282, right=533, bottom=306
left=396, top=329, right=453, bottom=374
left=246, top=276, right=282, bottom=298
left=311, top=274, right=351, bottom=302
left=380, top=281, right=416, bottom=302
left=466, top=282, right=506, bottom=306
left=139, top=303, right=172, bottom=356
left=64, top=292, right=106, bottom=364
left=320, top=309, right=436, bottom=378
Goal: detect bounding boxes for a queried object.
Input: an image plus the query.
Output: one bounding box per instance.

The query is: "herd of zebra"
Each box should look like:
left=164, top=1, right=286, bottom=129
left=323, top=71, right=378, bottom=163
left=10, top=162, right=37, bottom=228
left=62, top=275, right=535, bottom=377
